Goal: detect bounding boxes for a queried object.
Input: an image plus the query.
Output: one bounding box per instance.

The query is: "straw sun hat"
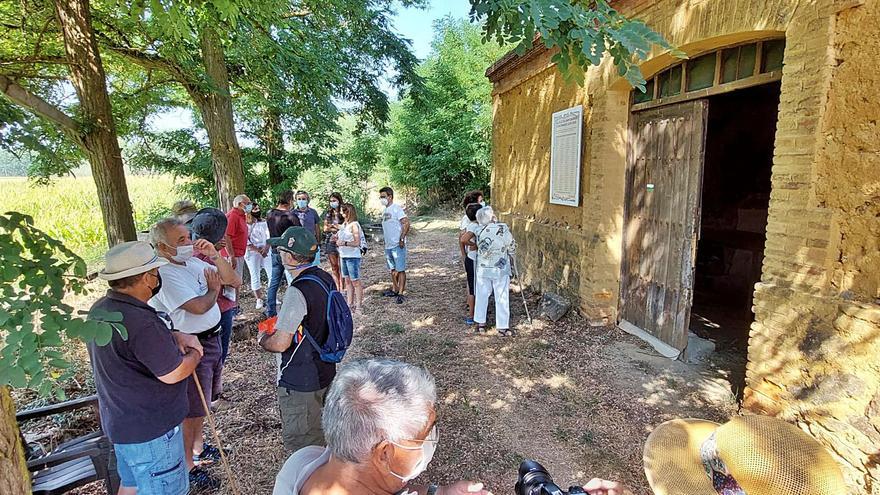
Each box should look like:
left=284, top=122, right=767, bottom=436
left=97, top=241, right=167, bottom=280
left=643, top=415, right=845, bottom=495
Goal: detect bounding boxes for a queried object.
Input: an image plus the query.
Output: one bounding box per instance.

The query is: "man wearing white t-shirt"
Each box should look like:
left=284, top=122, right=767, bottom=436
left=379, top=187, right=410, bottom=304
left=149, top=218, right=241, bottom=488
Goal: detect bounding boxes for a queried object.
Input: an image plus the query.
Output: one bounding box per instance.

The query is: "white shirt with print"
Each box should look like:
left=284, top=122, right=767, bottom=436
left=149, top=257, right=221, bottom=334
left=382, top=203, right=407, bottom=247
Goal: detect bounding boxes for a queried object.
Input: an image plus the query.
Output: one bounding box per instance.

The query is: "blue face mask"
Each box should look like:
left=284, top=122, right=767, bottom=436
left=244, top=204, right=254, bottom=213
left=297, top=199, right=308, bottom=209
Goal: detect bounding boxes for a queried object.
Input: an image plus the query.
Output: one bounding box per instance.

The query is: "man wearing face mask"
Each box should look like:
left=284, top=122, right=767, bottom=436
left=88, top=241, right=203, bottom=495
left=225, top=194, right=252, bottom=289
left=259, top=227, right=337, bottom=452
left=149, top=218, right=241, bottom=490
left=273, top=359, right=492, bottom=495
left=293, top=190, right=323, bottom=267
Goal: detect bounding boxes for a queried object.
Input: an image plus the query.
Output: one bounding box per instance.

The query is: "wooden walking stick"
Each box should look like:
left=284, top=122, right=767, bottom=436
left=193, top=372, right=242, bottom=495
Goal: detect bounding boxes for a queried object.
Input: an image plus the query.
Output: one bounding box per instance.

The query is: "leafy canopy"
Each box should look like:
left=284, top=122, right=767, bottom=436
left=0, top=212, right=124, bottom=398
left=470, top=0, right=685, bottom=89
left=382, top=17, right=507, bottom=204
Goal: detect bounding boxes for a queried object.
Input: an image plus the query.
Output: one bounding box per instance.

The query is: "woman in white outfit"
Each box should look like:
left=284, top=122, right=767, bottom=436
left=245, top=205, right=273, bottom=310
left=335, top=203, right=364, bottom=313
left=474, top=206, right=515, bottom=336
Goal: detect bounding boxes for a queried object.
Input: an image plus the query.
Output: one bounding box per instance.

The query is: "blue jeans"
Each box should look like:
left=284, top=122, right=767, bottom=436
left=219, top=308, right=236, bottom=364
left=267, top=249, right=285, bottom=317
left=115, top=426, right=188, bottom=494
left=341, top=257, right=362, bottom=281
left=385, top=246, right=407, bottom=272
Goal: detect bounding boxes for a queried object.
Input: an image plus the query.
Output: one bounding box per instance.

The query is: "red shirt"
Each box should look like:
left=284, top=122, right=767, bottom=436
left=225, top=207, right=248, bottom=257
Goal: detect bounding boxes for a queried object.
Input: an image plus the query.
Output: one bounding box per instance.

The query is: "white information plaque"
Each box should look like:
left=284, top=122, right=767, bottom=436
left=549, top=105, right=583, bottom=207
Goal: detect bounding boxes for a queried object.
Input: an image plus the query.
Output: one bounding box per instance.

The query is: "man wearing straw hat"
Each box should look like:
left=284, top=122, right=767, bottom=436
left=88, top=241, right=204, bottom=495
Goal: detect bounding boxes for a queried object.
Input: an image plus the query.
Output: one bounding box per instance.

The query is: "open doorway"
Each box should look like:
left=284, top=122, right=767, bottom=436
left=691, top=81, right=781, bottom=393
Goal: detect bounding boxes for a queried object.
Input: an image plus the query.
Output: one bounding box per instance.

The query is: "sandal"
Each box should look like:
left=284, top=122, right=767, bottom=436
left=476, top=325, right=487, bottom=334
left=497, top=329, right=515, bottom=337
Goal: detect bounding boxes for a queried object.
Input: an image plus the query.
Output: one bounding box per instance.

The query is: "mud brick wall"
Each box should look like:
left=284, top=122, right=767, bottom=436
left=745, top=2, right=880, bottom=493
left=489, top=0, right=880, bottom=491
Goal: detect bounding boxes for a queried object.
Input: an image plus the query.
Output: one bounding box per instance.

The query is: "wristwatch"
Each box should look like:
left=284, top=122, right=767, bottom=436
left=426, top=484, right=439, bottom=495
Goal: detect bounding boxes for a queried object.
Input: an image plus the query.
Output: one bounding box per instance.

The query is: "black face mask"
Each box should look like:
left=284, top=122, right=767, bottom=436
left=148, top=272, right=163, bottom=297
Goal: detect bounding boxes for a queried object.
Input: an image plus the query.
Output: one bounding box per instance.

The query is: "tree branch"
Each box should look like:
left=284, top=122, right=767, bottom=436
left=92, top=28, right=195, bottom=89
left=0, top=55, right=69, bottom=66
left=282, top=9, right=311, bottom=18
left=0, top=74, right=81, bottom=135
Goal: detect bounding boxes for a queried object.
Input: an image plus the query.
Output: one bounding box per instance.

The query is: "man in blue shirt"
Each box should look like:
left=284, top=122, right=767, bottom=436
left=88, top=241, right=204, bottom=495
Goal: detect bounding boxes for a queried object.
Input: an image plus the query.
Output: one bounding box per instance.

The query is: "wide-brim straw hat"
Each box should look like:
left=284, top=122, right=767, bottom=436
left=643, top=415, right=845, bottom=495
left=98, top=241, right=167, bottom=280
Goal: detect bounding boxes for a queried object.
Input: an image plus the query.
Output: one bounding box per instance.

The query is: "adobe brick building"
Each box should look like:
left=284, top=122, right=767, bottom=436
left=486, top=0, right=878, bottom=492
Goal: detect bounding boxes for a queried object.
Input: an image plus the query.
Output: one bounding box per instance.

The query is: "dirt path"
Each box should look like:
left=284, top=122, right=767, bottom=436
left=201, top=216, right=739, bottom=495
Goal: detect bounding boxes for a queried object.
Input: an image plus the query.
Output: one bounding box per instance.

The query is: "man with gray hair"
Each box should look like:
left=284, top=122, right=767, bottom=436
left=225, top=193, right=252, bottom=282
left=272, top=359, right=492, bottom=495
left=149, top=217, right=240, bottom=490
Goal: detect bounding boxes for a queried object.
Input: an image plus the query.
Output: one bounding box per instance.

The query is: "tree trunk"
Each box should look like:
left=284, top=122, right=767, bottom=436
left=261, top=107, right=284, bottom=187
left=0, top=387, right=29, bottom=495
left=55, top=0, right=137, bottom=246
left=191, top=25, right=246, bottom=211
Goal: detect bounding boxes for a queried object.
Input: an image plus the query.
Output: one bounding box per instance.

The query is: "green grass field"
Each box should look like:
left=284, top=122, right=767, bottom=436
left=1, top=175, right=179, bottom=264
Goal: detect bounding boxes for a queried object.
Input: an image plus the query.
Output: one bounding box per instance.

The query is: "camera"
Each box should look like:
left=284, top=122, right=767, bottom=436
left=515, top=460, right=587, bottom=495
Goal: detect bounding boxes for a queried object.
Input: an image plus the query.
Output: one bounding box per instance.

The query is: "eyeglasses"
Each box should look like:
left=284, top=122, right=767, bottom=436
left=393, top=425, right=439, bottom=448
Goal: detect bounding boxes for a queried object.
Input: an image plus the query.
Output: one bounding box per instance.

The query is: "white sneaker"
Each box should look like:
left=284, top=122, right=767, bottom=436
left=255, top=299, right=264, bottom=310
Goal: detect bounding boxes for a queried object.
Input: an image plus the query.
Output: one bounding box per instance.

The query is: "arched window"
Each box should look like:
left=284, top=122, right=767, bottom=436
left=632, top=38, right=785, bottom=109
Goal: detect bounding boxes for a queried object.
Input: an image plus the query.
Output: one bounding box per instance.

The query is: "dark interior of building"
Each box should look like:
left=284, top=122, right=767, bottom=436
left=691, top=82, right=781, bottom=375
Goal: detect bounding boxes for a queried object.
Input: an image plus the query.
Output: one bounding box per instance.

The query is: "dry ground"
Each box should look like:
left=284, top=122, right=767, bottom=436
left=22, top=216, right=740, bottom=495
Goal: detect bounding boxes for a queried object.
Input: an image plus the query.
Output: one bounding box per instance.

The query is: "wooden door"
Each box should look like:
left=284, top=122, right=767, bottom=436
left=619, top=100, right=708, bottom=354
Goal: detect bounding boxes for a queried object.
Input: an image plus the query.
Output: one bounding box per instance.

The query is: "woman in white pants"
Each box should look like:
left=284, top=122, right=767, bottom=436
left=245, top=206, right=272, bottom=310
left=474, top=207, right=516, bottom=336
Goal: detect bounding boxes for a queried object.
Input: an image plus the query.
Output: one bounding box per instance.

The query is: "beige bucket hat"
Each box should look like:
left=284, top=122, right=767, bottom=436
left=643, top=415, right=845, bottom=495
left=97, top=241, right=167, bottom=280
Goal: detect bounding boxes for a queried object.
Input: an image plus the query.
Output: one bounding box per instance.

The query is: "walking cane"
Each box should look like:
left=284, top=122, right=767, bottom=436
left=510, top=254, right=532, bottom=326
left=193, top=372, right=242, bottom=495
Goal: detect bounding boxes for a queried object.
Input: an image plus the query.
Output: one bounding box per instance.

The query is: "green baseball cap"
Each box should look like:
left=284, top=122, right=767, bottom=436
left=268, top=226, right=318, bottom=257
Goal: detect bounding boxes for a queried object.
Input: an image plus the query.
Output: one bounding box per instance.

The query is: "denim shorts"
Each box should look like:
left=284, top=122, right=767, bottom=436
left=341, top=257, right=362, bottom=281
left=384, top=246, right=407, bottom=272
left=114, top=425, right=188, bottom=494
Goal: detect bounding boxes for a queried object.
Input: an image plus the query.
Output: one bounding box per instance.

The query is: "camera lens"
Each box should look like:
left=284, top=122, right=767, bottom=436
left=516, top=460, right=557, bottom=495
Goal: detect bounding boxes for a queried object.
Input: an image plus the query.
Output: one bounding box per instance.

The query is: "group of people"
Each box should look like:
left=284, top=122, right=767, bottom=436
left=86, top=185, right=412, bottom=494
left=84, top=184, right=846, bottom=495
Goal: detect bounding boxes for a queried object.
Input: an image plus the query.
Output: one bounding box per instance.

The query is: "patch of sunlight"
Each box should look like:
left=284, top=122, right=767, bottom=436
left=513, top=377, right=535, bottom=392
left=411, top=316, right=436, bottom=328
left=489, top=398, right=510, bottom=410
left=696, top=377, right=735, bottom=403
left=443, top=392, right=458, bottom=404
left=543, top=374, right=573, bottom=389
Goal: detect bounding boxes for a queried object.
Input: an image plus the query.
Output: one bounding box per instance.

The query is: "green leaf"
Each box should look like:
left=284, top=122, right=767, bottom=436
left=48, top=359, right=72, bottom=369
left=93, top=323, right=114, bottom=347
left=8, top=367, right=27, bottom=388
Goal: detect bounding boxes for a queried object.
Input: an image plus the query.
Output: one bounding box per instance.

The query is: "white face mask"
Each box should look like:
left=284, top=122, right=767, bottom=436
left=380, top=197, right=389, bottom=207
left=388, top=426, right=438, bottom=482
left=170, top=244, right=194, bottom=262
